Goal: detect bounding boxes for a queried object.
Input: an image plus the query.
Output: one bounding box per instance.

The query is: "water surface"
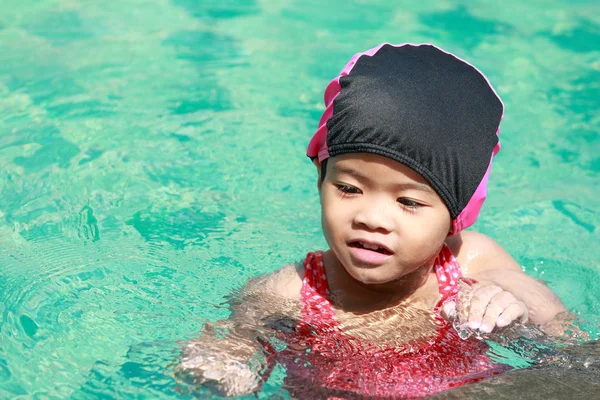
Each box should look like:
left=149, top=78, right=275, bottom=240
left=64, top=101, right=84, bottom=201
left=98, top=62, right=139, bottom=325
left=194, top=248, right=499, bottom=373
left=0, top=0, right=599, bottom=398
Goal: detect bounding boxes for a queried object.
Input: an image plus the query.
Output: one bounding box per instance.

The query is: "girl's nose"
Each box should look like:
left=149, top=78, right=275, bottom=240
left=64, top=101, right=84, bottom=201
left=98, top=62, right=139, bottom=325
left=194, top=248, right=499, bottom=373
left=353, top=199, right=395, bottom=232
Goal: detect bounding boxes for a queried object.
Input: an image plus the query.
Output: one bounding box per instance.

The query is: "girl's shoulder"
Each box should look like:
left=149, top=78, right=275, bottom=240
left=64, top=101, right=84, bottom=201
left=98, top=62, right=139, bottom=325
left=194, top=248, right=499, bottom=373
left=269, top=263, right=305, bottom=298
left=242, top=263, right=304, bottom=300
left=446, top=231, right=523, bottom=275
left=229, top=264, right=304, bottom=323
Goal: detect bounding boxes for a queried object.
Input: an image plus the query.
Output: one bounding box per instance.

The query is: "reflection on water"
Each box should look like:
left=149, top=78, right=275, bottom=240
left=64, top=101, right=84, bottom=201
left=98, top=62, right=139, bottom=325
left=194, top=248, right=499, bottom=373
left=435, top=340, right=600, bottom=399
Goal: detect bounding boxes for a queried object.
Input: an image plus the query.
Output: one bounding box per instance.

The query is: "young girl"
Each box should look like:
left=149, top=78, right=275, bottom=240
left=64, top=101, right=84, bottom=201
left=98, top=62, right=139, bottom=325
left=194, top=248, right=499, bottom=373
left=175, top=43, right=569, bottom=398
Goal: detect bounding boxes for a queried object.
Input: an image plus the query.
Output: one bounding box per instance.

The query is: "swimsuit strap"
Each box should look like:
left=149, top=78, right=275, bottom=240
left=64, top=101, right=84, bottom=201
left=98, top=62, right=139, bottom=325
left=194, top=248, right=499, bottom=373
left=300, top=251, right=338, bottom=326
left=302, top=251, right=329, bottom=296
left=434, top=243, right=463, bottom=305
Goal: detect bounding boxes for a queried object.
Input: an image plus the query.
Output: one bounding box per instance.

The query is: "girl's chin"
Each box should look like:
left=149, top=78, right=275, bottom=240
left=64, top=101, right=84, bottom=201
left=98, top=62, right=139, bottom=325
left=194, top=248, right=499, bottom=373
left=344, top=261, right=427, bottom=286
left=348, top=268, right=405, bottom=286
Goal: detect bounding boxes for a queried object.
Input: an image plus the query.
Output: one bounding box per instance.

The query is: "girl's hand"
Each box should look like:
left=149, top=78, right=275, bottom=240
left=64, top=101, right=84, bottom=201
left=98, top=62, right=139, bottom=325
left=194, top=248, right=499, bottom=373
left=442, top=279, right=528, bottom=333
left=174, top=343, right=261, bottom=397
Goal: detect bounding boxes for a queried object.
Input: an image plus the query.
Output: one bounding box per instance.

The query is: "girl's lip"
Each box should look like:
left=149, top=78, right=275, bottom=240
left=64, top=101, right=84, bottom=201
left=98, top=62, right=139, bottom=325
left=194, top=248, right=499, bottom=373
left=348, top=246, right=393, bottom=266
left=347, top=239, right=394, bottom=254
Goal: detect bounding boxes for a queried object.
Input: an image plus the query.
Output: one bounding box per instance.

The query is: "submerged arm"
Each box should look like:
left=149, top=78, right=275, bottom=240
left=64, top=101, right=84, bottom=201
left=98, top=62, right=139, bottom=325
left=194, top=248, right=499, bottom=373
left=174, top=264, right=303, bottom=396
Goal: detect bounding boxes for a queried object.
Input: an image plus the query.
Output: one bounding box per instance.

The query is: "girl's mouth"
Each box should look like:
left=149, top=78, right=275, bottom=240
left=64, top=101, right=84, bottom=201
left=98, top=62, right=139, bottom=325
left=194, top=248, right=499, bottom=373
left=349, top=241, right=393, bottom=255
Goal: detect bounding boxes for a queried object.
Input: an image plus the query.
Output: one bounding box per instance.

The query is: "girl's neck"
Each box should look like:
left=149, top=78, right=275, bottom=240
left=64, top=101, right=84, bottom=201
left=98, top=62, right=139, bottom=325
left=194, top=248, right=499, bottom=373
left=322, top=250, right=436, bottom=313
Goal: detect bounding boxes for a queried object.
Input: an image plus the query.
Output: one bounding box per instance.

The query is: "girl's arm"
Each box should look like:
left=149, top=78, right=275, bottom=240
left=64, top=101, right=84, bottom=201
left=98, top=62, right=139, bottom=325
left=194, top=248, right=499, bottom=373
left=174, top=264, right=303, bottom=396
left=446, top=232, right=569, bottom=333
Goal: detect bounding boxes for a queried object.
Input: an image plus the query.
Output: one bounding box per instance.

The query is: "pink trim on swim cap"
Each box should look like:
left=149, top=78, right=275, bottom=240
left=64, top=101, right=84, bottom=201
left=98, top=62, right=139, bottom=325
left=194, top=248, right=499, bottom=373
left=448, top=49, right=504, bottom=235
left=451, top=137, right=501, bottom=235
left=448, top=47, right=504, bottom=233
left=307, top=43, right=392, bottom=162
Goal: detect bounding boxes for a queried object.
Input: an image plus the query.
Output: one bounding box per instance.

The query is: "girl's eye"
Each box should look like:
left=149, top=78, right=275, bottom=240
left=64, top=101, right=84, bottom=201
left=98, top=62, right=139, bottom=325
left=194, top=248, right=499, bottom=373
left=337, top=185, right=361, bottom=195
left=397, top=198, right=422, bottom=208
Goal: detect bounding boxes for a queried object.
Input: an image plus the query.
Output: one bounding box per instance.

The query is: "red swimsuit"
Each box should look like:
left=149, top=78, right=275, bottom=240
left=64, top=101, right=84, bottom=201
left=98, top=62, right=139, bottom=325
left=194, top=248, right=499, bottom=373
left=270, top=245, right=510, bottom=399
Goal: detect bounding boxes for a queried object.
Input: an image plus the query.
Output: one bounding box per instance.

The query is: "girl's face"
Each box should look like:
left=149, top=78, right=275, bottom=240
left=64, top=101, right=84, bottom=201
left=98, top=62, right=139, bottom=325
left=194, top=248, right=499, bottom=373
left=319, top=153, right=451, bottom=287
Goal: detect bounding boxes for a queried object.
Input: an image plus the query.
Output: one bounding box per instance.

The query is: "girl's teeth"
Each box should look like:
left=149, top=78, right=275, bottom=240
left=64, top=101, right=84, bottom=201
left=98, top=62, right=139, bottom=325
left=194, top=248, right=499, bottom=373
left=360, top=241, right=380, bottom=251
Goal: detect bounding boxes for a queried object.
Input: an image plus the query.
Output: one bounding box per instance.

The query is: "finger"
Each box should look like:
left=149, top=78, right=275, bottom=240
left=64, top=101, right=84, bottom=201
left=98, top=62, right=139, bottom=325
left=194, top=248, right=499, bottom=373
left=441, top=301, right=457, bottom=321
left=467, top=285, right=503, bottom=330
left=457, top=278, right=476, bottom=291
left=480, top=291, right=517, bottom=333
left=455, top=287, right=473, bottom=324
left=455, top=279, right=478, bottom=325
left=497, top=301, right=528, bottom=327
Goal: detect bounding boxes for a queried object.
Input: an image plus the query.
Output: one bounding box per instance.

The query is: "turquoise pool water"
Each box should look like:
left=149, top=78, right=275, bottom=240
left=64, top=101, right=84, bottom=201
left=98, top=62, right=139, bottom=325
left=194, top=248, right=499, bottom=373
left=0, top=0, right=598, bottom=398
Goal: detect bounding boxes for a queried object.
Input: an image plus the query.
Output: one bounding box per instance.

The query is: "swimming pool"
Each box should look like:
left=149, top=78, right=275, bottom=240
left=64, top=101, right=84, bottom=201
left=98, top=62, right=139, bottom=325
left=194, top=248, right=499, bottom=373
left=0, top=0, right=598, bottom=398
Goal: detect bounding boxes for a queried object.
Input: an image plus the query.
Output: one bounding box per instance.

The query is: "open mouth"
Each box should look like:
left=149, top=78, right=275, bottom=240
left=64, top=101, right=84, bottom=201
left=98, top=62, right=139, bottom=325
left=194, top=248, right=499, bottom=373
left=348, top=241, right=393, bottom=255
